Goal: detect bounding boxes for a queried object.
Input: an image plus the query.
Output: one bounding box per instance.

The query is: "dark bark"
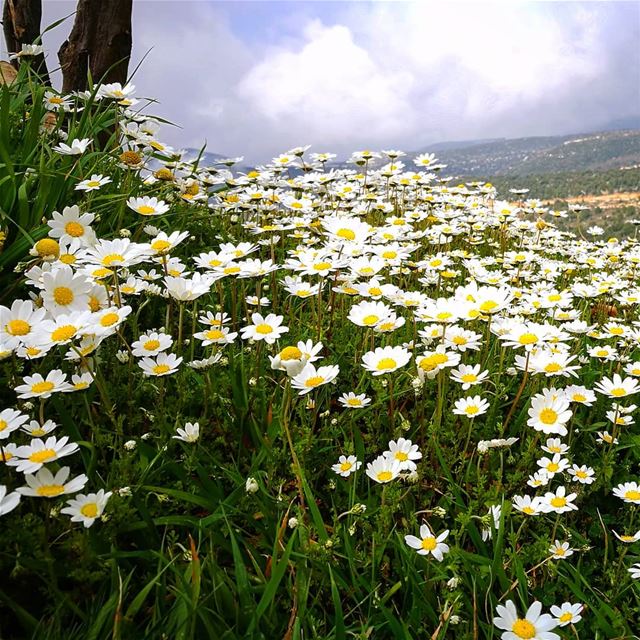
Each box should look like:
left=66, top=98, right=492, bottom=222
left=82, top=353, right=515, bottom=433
left=2, top=0, right=50, bottom=83
left=58, top=0, right=132, bottom=93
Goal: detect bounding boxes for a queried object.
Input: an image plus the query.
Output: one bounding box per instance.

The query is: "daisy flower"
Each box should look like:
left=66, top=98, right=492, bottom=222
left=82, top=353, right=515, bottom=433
left=17, top=466, right=87, bottom=498
left=0, top=299, right=47, bottom=349
left=8, top=436, right=79, bottom=473
left=449, top=364, right=489, bottom=390
left=47, top=205, right=96, bottom=245
left=20, top=419, right=58, bottom=437
left=512, top=495, right=544, bottom=516
left=493, top=600, right=559, bottom=640
left=612, top=530, right=640, bottom=543
left=173, top=422, right=199, bottom=443
left=453, top=395, right=490, bottom=418
left=527, top=394, right=572, bottom=436
left=290, top=363, right=340, bottom=395
left=131, top=331, right=173, bottom=357
left=362, top=345, right=411, bottom=376
left=194, top=326, right=238, bottom=347
left=542, top=486, right=578, bottom=514
left=594, top=373, right=639, bottom=398
left=0, top=409, right=29, bottom=440
left=404, top=523, right=450, bottom=561
left=52, top=138, right=91, bottom=155
left=138, top=353, right=183, bottom=377
left=541, top=438, right=569, bottom=455
left=549, top=540, right=573, bottom=560
left=384, top=438, right=422, bottom=472
left=536, top=454, right=569, bottom=478
left=14, top=370, right=72, bottom=399
left=75, top=174, right=112, bottom=191
left=126, top=196, right=170, bottom=216
left=240, top=313, right=289, bottom=344
left=338, top=392, right=371, bottom=409
left=61, top=490, right=112, bottom=528
left=550, top=603, right=583, bottom=627
left=613, top=481, right=640, bottom=504
left=567, top=464, right=595, bottom=484
left=365, top=455, right=401, bottom=484
left=331, top=455, right=362, bottom=477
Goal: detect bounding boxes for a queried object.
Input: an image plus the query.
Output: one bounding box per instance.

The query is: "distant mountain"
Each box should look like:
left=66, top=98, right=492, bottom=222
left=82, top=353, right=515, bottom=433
left=425, top=130, right=640, bottom=177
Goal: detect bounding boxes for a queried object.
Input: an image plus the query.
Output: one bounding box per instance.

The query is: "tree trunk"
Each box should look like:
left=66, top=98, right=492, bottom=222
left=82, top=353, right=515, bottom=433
left=58, top=0, right=132, bottom=93
left=2, top=0, right=50, bottom=83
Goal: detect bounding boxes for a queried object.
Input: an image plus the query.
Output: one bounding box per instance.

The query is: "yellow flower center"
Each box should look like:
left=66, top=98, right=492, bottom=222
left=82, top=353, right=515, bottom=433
left=610, top=388, right=627, bottom=397
left=86, top=180, right=101, bottom=188
left=362, top=314, right=380, bottom=326
left=30, top=428, right=46, bottom=436
left=0, top=420, right=6, bottom=432
left=65, top=221, right=85, bottom=237
left=204, top=330, right=224, bottom=341
left=346, top=398, right=362, bottom=406
left=539, top=408, right=558, bottom=425
left=80, top=503, right=99, bottom=518
left=25, top=347, right=41, bottom=357
left=625, top=490, right=640, bottom=501
left=31, top=381, right=55, bottom=394
left=36, top=484, right=65, bottom=497
left=6, top=319, right=30, bottom=336
left=518, top=333, right=538, bottom=345
left=51, top=325, right=77, bottom=342
left=551, top=496, right=567, bottom=508
left=280, top=346, right=302, bottom=360
left=49, top=96, right=64, bottom=104
left=544, top=363, right=562, bottom=373
left=522, top=506, right=535, bottom=515
left=339, top=461, right=353, bottom=473
left=53, top=286, right=74, bottom=306
left=465, top=405, right=479, bottom=415
left=255, top=324, right=273, bottom=335
left=480, top=300, right=498, bottom=312
left=376, top=357, right=397, bottom=371
left=29, top=448, right=56, bottom=463
left=88, top=296, right=102, bottom=312
left=453, top=336, right=467, bottom=345
left=369, top=287, right=382, bottom=296
left=572, top=393, right=586, bottom=402
left=209, top=259, right=222, bottom=267
left=559, top=612, right=573, bottom=623
left=304, top=376, right=325, bottom=388
left=421, top=536, right=437, bottom=551
left=395, top=452, right=409, bottom=462
left=153, top=364, right=171, bottom=375
left=59, top=253, right=76, bottom=264
left=461, top=374, right=477, bottom=383
left=100, top=312, right=119, bottom=327
left=576, top=470, right=587, bottom=479
left=137, top=205, right=156, bottom=215
left=511, top=619, right=536, bottom=639
left=102, top=254, right=125, bottom=266
left=152, top=240, right=171, bottom=252
left=337, top=229, right=356, bottom=240
left=596, top=349, right=609, bottom=358
left=547, top=462, right=559, bottom=472
left=376, top=471, right=393, bottom=482
left=35, top=238, right=60, bottom=257
left=314, top=262, right=331, bottom=271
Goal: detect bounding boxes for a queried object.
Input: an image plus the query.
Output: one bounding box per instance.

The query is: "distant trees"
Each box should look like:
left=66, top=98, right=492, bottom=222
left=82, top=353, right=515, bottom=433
left=2, top=0, right=132, bottom=90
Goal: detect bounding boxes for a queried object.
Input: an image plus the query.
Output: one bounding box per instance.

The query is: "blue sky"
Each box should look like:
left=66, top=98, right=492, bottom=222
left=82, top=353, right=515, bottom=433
left=8, top=1, right=640, bottom=161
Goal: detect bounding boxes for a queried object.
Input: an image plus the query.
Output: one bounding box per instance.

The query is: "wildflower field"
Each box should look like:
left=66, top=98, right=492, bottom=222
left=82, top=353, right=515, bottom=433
left=1, top=62, right=640, bottom=640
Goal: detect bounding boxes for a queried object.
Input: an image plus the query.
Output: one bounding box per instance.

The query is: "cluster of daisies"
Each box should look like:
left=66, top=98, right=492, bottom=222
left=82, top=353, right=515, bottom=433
left=1, top=74, right=639, bottom=633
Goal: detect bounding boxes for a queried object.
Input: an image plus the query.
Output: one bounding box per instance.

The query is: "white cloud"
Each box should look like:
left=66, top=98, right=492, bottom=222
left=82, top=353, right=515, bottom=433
left=10, top=1, right=639, bottom=161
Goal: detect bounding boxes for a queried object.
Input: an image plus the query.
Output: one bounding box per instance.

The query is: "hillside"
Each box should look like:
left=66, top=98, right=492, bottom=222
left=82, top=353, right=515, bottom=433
left=430, top=129, right=640, bottom=176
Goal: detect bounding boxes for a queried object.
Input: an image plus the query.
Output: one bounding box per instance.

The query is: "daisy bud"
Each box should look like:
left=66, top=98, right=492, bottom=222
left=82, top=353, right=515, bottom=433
left=245, top=477, right=259, bottom=494
left=288, top=517, right=298, bottom=529
left=124, top=440, right=137, bottom=451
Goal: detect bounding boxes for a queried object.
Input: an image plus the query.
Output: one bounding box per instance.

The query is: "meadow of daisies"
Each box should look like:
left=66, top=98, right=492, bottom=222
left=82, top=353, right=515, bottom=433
left=1, top=59, right=640, bottom=640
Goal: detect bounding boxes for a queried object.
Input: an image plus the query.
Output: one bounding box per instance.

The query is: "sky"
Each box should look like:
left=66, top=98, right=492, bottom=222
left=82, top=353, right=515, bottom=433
left=5, top=0, right=640, bottom=162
